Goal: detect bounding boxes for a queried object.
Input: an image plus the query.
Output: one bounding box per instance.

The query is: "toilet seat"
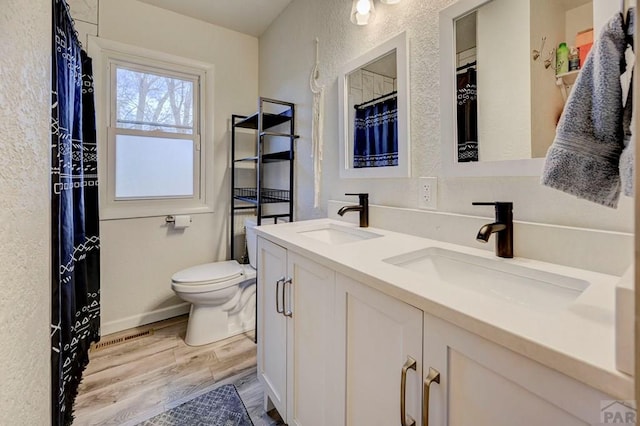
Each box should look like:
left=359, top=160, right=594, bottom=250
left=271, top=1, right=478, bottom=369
left=171, top=260, right=244, bottom=293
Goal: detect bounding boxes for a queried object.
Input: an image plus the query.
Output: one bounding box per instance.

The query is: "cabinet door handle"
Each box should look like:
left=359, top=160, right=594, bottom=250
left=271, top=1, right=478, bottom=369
left=283, top=277, right=293, bottom=317
left=275, top=277, right=285, bottom=314
left=400, top=356, right=417, bottom=426
left=422, top=367, right=441, bottom=426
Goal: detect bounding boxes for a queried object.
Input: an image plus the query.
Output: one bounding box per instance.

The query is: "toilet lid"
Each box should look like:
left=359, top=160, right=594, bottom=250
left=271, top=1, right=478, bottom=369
left=171, top=260, right=243, bottom=285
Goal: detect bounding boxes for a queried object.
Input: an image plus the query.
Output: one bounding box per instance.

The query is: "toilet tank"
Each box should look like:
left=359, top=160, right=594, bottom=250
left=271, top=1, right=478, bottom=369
left=244, top=217, right=288, bottom=269
left=244, top=218, right=258, bottom=269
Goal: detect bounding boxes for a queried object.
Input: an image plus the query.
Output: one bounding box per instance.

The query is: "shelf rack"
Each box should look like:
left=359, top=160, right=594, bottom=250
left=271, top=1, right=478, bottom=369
left=230, top=97, right=298, bottom=260
left=556, top=70, right=580, bottom=102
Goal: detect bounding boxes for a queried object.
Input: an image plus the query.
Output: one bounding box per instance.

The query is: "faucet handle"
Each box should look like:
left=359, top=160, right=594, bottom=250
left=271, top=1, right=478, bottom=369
left=345, top=193, right=369, bottom=202
left=472, top=201, right=513, bottom=209
left=473, top=202, right=513, bottom=222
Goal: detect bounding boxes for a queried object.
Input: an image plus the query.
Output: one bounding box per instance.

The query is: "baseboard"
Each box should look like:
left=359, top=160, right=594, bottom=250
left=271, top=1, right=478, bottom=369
left=101, top=303, right=190, bottom=336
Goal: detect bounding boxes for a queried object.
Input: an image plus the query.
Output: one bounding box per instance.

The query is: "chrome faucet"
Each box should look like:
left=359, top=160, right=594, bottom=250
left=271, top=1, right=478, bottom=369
left=472, top=202, right=513, bottom=258
left=338, top=193, right=369, bottom=227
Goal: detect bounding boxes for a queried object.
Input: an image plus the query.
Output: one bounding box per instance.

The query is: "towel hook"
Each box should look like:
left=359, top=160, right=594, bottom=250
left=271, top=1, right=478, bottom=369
left=532, top=36, right=546, bottom=61
left=544, top=48, right=555, bottom=70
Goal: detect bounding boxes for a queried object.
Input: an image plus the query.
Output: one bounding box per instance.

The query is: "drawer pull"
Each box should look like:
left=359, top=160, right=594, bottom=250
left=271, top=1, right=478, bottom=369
left=275, top=277, right=285, bottom=314
left=283, top=277, right=293, bottom=317
left=423, top=367, right=441, bottom=426
left=401, top=356, right=417, bottom=426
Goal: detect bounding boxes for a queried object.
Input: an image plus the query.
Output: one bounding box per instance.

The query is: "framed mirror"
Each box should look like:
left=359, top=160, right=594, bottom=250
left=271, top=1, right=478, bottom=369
left=440, top=0, right=594, bottom=177
left=338, top=31, right=410, bottom=178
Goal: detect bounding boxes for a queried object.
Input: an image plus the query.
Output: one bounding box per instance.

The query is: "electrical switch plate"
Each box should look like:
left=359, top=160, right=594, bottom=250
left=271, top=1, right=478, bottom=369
left=418, top=177, right=438, bottom=210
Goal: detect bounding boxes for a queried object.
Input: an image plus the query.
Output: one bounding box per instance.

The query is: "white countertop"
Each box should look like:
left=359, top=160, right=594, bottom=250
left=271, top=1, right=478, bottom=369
left=256, top=218, right=633, bottom=400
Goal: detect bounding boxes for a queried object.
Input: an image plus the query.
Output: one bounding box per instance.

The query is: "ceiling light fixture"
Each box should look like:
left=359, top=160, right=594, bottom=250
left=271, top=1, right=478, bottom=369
left=350, top=0, right=401, bottom=26
left=350, top=0, right=376, bottom=25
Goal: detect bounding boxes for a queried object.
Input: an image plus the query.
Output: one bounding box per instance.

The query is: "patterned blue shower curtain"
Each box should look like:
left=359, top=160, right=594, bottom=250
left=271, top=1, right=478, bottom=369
left=456, top=68, right=478, bottom=162
left=353, top=96, right=398, bottom=168
left=51, top=0, right=100, bottom=424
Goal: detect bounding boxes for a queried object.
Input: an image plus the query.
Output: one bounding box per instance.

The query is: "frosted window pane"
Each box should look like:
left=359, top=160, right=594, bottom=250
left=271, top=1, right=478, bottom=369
left=116, top=67, right=194, bottom=134
left=115, top=135, right=194, bottom=198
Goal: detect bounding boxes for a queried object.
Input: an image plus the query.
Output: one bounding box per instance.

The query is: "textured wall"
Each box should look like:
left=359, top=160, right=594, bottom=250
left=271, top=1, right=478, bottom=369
left=0, top=0, right=51, bottom=423
left=67, top=0, right=98, bottom=46
left=259, top=0, right=633, bottom=233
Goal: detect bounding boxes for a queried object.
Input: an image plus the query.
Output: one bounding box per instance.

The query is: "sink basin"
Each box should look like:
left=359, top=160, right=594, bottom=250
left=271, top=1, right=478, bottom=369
left=298, top=224, right=382, bottom=245
left=384, top=247, right=589, bottom=311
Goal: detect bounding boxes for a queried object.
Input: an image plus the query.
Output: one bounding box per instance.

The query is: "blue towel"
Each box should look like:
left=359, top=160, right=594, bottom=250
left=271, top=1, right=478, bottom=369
left=541, top=13, right=628, bottom=208
left=620, top=10, right=635, bottom=198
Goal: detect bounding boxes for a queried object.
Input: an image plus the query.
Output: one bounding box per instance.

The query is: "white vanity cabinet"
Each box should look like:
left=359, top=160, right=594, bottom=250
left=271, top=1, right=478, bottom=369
left=256, top=237, right=287, bottom=415
left=333, top=274, right=423, bottom=426
left=330, top=275, right=617, bottom=426
left=256, top=227, right=623, bottom=426
left=423, top=313, right=614, bottom=426
left=256, top=236, right=336, bottom=426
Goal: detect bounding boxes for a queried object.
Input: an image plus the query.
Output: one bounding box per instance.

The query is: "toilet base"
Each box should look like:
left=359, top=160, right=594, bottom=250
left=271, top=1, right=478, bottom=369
left=184, top=284, right=256, bottom=346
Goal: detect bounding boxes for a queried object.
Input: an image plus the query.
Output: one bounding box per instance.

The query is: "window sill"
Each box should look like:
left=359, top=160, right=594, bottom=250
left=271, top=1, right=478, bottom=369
left=100, top=203, right=214, bottom=221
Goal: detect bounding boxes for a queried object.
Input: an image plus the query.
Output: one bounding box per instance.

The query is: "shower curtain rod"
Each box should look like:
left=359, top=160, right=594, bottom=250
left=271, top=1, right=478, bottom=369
left=456, top=61, right=477, bottom=72
left=59, top=0, right=83, bottom=48
left=354, top=91, right=397, bottom=109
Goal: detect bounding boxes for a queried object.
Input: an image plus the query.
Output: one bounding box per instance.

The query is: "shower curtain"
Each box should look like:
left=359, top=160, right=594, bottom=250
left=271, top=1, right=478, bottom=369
left=51, top=0, right=100, bottom=424
left=353, top=96, right=398, bottom=168
left=456, top=67, right=478, bottom=162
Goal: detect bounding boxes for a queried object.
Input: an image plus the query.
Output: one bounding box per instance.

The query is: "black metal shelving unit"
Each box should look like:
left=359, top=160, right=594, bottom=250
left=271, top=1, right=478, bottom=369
left=230, top=97, right=297, bottom=259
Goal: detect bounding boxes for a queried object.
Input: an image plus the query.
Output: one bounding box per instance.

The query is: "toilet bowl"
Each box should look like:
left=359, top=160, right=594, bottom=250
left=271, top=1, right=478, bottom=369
left=171, top=218, right=258, bottom=346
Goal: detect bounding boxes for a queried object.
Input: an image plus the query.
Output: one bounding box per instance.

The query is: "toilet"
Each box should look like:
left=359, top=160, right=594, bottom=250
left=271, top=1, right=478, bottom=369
left=171, top=218, right=258, bottom=346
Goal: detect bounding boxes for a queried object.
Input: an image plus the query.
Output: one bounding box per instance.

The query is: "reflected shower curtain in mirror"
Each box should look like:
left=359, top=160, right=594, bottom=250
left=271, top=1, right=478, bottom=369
left=51, top=0, right=100, bottom=424
left=353, top=96, right=398, bottom=168
left=457, top=67, right=478, bottom=162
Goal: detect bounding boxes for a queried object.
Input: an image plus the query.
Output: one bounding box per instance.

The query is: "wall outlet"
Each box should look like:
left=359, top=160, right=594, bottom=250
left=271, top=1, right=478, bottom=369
left=418, top=177, right=438, bottom=210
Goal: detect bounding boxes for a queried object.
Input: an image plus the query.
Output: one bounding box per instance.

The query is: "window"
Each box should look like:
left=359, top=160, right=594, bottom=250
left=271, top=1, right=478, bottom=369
left=112, top=64, right=198, bottom=199
left=91, top=38, right=214, bottom=219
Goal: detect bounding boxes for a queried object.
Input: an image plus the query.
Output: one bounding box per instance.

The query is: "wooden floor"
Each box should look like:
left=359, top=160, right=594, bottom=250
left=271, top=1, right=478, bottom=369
left=74, top=316, right=284, bottom=426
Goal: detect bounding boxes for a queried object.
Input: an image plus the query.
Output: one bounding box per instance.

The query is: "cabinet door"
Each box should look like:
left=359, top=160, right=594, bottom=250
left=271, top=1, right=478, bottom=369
left=257, top=237, right=288, bottom=416
left=286, top=252, right=336, bottom=426
left=335, top=274, right=423, bottom=426
left=424, top=313, right=615, bottom=426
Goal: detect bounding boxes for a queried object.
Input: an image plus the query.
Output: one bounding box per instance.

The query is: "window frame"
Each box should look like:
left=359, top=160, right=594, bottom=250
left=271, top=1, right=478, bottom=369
left=89, top=37, right=215, bottom=220
left=110, top=60, right=200, bottom=201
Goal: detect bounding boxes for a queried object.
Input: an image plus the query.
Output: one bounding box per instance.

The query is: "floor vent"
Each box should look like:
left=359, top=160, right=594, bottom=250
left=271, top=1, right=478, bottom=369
left=92, top=329, right=154, bottom=351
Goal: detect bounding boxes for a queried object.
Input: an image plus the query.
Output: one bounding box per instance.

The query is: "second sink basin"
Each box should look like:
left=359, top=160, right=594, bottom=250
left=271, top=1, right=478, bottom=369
left=298, top=224, right=382, bottom=245
left=384, top=247, right=589, bottom=311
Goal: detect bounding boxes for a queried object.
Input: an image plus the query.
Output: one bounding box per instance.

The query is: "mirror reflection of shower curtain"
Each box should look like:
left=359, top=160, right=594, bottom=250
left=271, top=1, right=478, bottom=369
left=353, top=97, right=398, bottom=168
left=457, top=68, right=478, bottom=162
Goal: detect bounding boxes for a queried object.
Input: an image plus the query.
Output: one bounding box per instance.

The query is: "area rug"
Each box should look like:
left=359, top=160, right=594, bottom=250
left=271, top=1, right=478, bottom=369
left=139, top=384, right=254, bottom=426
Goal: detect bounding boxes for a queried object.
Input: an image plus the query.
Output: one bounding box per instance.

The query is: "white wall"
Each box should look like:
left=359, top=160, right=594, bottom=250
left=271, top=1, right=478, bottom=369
left=565, top=3, right=593, bottom=46
left=0, top=0, right=51, bottom=422
left=477, top=0, right=531, bottom=161
left=530, top=0, right=566, bottom=159
left=68, top=0, right=98, bottom=45
left=594, top=0, right=637, bottom=38
left=593, top=0, right=622, bottom=38
left=259, top=0, right=633, bottom=237
left=95, top=0, right=259, bottom=334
